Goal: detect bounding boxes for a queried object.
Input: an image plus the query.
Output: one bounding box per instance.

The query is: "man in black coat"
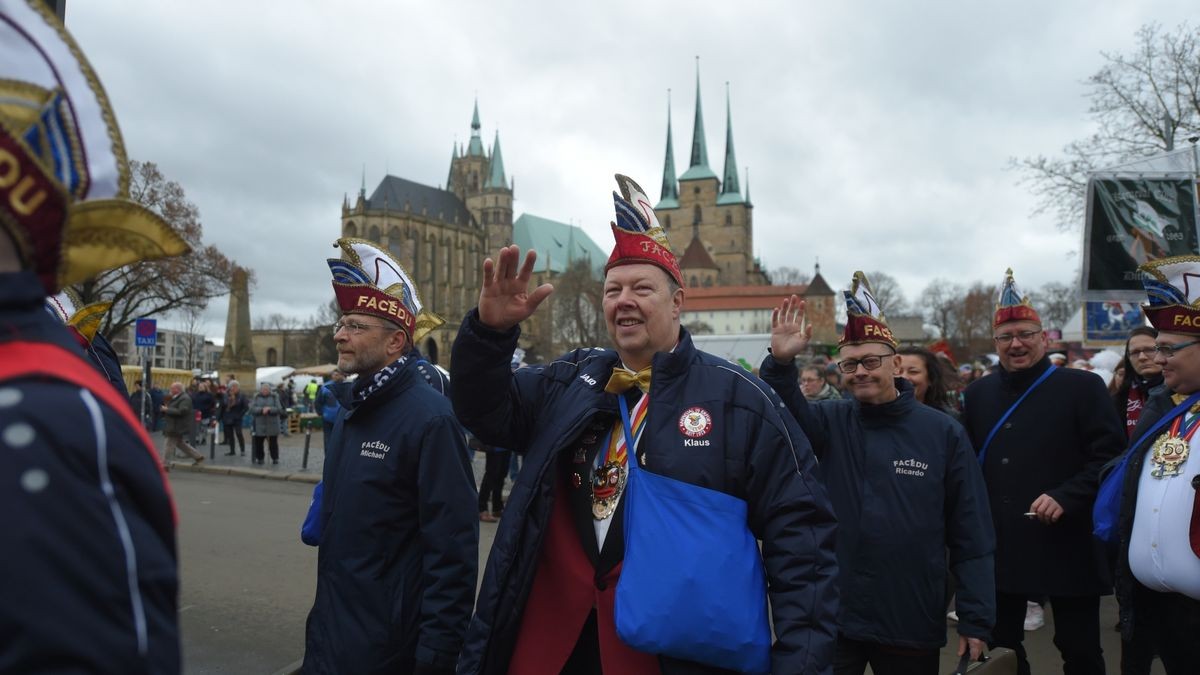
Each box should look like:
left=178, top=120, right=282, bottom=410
left=303, top=239, right=477, bottom=675
left=962, top=269, right=1125, bottom=675
left=1110, top=256, right=1200, bottom=675
left=761, top=276, right=995, bottom=675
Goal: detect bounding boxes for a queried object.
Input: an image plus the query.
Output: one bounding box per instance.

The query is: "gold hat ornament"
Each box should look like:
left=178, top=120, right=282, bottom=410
left=0, top=0, right=189, bottom=294
left=327, top=238, right=446, bottom=344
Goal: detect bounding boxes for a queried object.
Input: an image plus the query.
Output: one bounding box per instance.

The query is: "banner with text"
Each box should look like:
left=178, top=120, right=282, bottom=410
left=1082, top=175, right=1199, bottom=301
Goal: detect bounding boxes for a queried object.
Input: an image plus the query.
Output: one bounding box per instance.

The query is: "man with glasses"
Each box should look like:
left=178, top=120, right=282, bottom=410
left=762, top=272, right=995, bottom=675
left=961, top=269, right=1124, bottom=675
left=1108, top=257, right=1200, bottom=675
left=303, top=239, right=477, bottom=675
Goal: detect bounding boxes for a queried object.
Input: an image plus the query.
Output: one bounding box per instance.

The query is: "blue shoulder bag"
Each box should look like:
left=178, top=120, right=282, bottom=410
left=1092, top=392, right=1200, bottom=542
left=613, top=396, right=771, bottom=674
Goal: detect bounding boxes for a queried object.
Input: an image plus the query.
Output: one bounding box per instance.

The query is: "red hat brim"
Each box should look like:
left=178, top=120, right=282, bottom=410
left=604, top=224, right=683, bottom=287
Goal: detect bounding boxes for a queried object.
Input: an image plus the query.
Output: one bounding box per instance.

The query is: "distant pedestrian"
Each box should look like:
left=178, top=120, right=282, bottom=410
left=251, top=383, right=283, bottom=465
left=160, top=382, right=205, bottom=470
left=472, top=437, right=511, bottom=522
left=130, top=379, right=154, bottom=432
left=314, top=370, right=346, bottom=449
left=801, top=364, right=842, bottom=401
left=304, top=378, right=319, bottom=412
left=221, top=380, right=248, bottom=456
left=149, top=384, right=165, bottom=431
left=192, top=381, right=216, bottom=445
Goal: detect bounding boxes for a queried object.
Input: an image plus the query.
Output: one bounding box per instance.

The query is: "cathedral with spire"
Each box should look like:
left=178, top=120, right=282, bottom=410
left=655, top=65, right=769, bottom=287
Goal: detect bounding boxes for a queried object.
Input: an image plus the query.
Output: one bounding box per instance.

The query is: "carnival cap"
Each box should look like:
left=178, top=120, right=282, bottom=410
left=994, top=268, right=1041, bottom=326
left=0, top=0, right=189, bottom=294
left=840, top=271, right=897, bottom=349
left=44, top=287, right=111, bottom=345
left=327, top=237, right=445, bottom=343
left=604, top=174, right=683, bottom=287
left=1138, top=255, right=1200, bottom=335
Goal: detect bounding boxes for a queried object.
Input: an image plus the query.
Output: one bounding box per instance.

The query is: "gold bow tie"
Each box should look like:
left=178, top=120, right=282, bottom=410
left=605, top=366, right=651, bottom=394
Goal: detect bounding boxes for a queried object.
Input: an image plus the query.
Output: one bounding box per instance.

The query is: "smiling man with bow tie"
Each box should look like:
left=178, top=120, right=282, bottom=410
left=450, top=174, right=838, bottom=675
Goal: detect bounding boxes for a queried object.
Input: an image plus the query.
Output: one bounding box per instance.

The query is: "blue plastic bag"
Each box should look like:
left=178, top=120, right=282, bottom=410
left=301, top=481, right=323, bottom=546
left=615, top=460, right=771, bottom=673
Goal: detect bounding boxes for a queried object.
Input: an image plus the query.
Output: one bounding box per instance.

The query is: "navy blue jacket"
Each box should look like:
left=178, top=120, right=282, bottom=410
left=451, top=312, right=839, bottom=675
left=0, top=271, right=180, bottom=673
left=303, top=353, right=478, bottom=674
left=760, top=357, right=995, bottom=648
left=962, top=357, right=1123, bottom=596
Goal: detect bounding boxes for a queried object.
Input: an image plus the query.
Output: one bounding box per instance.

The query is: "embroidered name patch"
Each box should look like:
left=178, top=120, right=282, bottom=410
left=893, top=458, right=928, bottom=477
left=360, top=440, right=391, bottom=460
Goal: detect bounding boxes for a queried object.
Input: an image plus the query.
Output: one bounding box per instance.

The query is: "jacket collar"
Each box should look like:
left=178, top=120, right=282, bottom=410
left=345, top=354, right=415, bottom=412
left=853, top=376, right=916, bottom=424
left=648, top=326, right=696, bottom=378
left=999, top=354, right=1052, bottom=390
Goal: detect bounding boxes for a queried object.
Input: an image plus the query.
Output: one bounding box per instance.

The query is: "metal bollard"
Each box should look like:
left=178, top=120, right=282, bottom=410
left=302, top=426, right=312, bottom=470
left=209, top=422, right=216, bottom=459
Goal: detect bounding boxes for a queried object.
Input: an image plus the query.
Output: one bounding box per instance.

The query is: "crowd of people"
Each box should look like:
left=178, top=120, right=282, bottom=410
left=4, top=6, right=1199, bottom=675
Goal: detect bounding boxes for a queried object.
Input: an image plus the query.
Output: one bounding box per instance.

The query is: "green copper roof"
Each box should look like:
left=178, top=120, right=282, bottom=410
left=657, top=94, right=680, bottom=208
left=484, top=131, right=507, bottom=189
left=513, top=213, right=607, bottom=276
left=680, top=61, right=716, bottom=181
left=719, top=84, right=742, bottom=201
left=467, top=99, right=485, bottom=157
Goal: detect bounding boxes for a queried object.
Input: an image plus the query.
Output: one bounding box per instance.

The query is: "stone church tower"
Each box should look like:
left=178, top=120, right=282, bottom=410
left=654, top=66, right=767, bottom=287
left=339, top=100, right=514, bottom=364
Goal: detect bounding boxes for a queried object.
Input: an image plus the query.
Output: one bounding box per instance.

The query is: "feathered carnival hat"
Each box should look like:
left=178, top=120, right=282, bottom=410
left=994, top=268, right=1041, bottom=327
left=44, top=287, right=110, bottom=346
left=0, top=0, right=189, bottom=294
left=327, top=238, right=445, bottom=343
left=840, top=271, right=897, bottom=349
left=1138, top=255, right=1200, bottom=335
left=604, top=174, right=683, bottom=287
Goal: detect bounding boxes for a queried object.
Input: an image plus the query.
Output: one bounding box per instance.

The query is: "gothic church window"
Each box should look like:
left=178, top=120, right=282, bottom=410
left=368, top=225, right=381, bottom=242
left=664, top=214, right=671, bottom=229
left=693, top=205, right=701, bottom=225
left=725, top=212, right=732, bottom=226
left=266, top=348, right=277, bottom=367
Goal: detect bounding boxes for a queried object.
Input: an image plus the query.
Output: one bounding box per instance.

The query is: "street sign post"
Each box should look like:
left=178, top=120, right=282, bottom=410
left=135, top=318, right=157, bottom=347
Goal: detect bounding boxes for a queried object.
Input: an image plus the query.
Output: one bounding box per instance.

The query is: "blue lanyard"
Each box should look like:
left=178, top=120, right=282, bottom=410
left=977, top=365, right=1057, bottom=466
left=618, top=394, right=639, bottom=469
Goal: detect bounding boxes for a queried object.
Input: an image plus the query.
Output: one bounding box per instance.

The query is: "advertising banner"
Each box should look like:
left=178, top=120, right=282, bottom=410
left=1082, top=175, right=1199, bottom=300
left=1083, top=301, right=1145, bottom=346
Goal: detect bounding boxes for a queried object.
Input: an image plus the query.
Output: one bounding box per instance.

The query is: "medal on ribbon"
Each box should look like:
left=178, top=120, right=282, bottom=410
left=1151, top=413, right=1196, bottom=478
left=591, top=392, right=649, bottom=520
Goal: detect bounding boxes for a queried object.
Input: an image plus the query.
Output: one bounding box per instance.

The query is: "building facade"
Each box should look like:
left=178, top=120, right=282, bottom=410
left=681, top=268, right=837, bottom=345
left=655, top=70, right=769, bottom=287
left=110, top=324, right=222, bottom=372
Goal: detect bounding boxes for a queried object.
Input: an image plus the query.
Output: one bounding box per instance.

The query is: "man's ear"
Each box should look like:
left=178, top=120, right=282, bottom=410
left=671, top=287, right=685, bottom=319
left=388, top=329, right=409, bottom=357
left=891, top=353, right=902, bottom=370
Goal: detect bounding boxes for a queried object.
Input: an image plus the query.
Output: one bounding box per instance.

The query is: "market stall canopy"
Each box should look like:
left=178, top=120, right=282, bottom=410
left=293, top=364, right=339, bottom=377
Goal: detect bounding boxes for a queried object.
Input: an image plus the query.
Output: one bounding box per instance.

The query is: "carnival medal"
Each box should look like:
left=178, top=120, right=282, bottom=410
left=1151, top=413, right=1196, bottom=478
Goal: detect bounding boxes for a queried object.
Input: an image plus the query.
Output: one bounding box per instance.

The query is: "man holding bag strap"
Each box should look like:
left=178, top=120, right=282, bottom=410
left=760, top=273, right=995, bottom=675
left=962, top=269, right=1124, bottom=675
left=1110, top=256, right=1200, bottom=675
left=451, top=175, right=838, bottom=675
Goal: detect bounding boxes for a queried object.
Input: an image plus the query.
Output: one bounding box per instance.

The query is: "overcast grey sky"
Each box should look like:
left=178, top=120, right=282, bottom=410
left=67, top=1, right=1196, bottom=338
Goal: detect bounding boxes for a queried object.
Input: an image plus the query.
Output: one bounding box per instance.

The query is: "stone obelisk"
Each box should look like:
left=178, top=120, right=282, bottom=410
left=217, top=266, right=257, bottom=386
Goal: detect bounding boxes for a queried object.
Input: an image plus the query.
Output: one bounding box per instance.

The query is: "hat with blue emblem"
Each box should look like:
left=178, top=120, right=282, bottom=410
left=840, top=271, right=897, bottom=349
left=0, top=0, right=189, bottom=294
left=994, top=268, right=1041, bottom=326
left=604, top=174, right=684, bottom=287
left=327, top=237, right=445, bottom=343
left=1138, top=255, right=1200, bottom=334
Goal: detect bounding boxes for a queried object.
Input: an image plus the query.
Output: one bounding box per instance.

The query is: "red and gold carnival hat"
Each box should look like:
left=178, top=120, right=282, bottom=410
left=1138, top=255, right=1200, bottom=335
left=604, top=174, right=683, bottom=287
left=994, top=268, right=1041, bottom=326
left=326, top=238, right=445, bottom=343
left=0, top=0, right=188, bottom=294
left=840, top=271, right=897, bottom=348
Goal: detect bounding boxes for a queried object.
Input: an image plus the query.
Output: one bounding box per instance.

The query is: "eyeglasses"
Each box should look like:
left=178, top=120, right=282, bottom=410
left=800, top=377, right=823, bottom=384
left=332, top=320, right=392, bottom=335
left=993, top=330, right=1042, bottom=345
left=1152, top=340, right=1200, bottom=358
left=836, top=355, right=892, bottom=374
left=1128, top=347, right=1157, bottom=359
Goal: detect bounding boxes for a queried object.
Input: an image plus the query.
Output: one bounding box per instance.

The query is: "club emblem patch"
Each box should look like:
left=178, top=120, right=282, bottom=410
left=679, top=407, right=713, bottom=438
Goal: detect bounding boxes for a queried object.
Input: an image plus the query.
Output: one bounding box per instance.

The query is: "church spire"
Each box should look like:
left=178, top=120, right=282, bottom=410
left=485, top=131, right=507, bottom=189
left=720, top=82, right=741, bottom=199
left=658, top=90, right=679, bottom=208
left=467, top=98, right=485, bottom=156
left=679, top=57, right=717, bottom=181
left=446, top=140, right=457, bottom=191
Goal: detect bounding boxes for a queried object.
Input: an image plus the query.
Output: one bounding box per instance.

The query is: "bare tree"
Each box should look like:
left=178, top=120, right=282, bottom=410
left=1012, top=22, right=1200, bottom=229
left=864, top=270, right=908, bottom=315
left=919, top=279, right=964, bottom=341
left=75, top=161, right=241, bottom=335
left=769, top=266, right=812, bottom=286
left=176, top=303, right=206, bottom=370
left=551, top=258, right=608, bottom=352
left=1031, top=281, right=1079, bottom=331
left=956, top=283, right=999, bottom=355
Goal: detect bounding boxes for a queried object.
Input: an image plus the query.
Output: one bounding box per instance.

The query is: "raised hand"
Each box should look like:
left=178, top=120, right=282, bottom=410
left=770, top=294, right=811, bottom=363
left=477, top=245, right=555, bottom=331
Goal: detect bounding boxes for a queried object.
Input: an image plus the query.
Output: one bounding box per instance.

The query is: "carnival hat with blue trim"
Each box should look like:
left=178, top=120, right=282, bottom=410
left=840, top=271, right=897, bottom=348
left=994, top=268, right=1041, bottom=326
left=327, top=237, right=445, bottom=343
left=0, top=0, right=188, bottom=294
left=604, top=174, right=684, bottom=287
left=1138, top=255, right=1200, bottom=334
